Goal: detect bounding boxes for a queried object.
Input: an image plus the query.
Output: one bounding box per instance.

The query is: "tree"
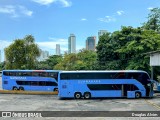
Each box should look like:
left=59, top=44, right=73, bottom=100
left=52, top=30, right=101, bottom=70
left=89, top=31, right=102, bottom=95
left=54, top=53, right=77, bottom=70
left=96, top=31, right=122, bottom=70
left=5, top=35, right=40, bottom=69
left=143, top=7, right=160, bottom=32
left=76, top=49, right=97, bottom=70
left=37, top=55, right=63, bottom=70
left=54, top=49, right=97, bottom=70
left=0, top=62, right=5, bottom=70
left=96, top=26, right=160, bottom=74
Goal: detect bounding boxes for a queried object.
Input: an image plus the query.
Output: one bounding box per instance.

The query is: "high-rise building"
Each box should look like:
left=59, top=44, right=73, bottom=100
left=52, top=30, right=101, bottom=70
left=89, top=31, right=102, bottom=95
left=98, top=30, right=107, bottom=42
left=86, top=36, right=96, bottom=51
left=56, top=44, right=61, bottom=55
left=38, top=49, right=49, bottom=61
left=4, top=49, right=6, bottom=62
left=68, top=34, right=76, bottom=54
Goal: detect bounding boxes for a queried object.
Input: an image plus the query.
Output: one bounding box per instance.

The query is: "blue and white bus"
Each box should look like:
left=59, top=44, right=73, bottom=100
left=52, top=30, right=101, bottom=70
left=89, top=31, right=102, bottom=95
left=58, top=70, right=154, bottom=99
left=2, top=70, right=59, bottom=92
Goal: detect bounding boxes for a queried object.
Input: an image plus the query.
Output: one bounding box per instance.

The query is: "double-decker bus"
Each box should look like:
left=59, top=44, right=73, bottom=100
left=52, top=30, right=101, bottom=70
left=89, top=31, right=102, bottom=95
left=2, top=70, right=59, bottom=92
left=58, top=70, right=154, bottom=99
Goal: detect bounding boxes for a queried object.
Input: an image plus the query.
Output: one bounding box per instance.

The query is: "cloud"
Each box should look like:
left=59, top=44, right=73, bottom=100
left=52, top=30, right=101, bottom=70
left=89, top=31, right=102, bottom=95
left=98, top=16, right=116, bottom=23
left=31, top=0, right=57, bottom=5
left=37, top=37, right=68, bottom=51
left=81, top=18, right=87, bottom=21
left=59, top=0, right=72, bottom=7
left=0, top=40, right=12, bottom=50
left=18, top=6, right=33, bottom=16
left=0, top=5, right=17, bottom=17
left=148, top=7, right=154, bottom=10
left=31, top=0, right=72, bottom=7
left=0, top=5, right=33, bottom=18
left=117, top=10, right=124, bottom=16
left=0, top=40, right=12, bottom=61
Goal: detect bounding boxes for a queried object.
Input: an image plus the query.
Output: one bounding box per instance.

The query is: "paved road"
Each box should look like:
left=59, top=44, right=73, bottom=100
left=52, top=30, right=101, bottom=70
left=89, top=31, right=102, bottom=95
left=0, top=94, right=160, bottom=111
left=0, top=94, right=160, bottom=120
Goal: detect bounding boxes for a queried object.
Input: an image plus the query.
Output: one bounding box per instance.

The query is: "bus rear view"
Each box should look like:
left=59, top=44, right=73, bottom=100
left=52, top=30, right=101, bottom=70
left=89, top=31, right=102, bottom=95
left=58, top=70, right=154, bottom=99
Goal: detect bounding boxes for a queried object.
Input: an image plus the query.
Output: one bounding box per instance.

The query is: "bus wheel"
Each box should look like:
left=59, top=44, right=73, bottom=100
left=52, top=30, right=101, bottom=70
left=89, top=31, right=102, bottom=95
left=19, top=87, right=24, bottom=91
left=84, top=92, right=91, bottom=99
left=135, top=92, right=141, bottom=98
left=12, top=87, right=18, bottom=91
left=74, top=92, right=82, bottom=99
left=54, top=88, right=58, bottom=91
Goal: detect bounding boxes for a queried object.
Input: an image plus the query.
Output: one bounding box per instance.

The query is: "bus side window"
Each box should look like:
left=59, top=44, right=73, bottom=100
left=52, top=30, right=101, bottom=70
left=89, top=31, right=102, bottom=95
left=3, top=72, right=9, bottom=76
left=48, top=73, right=58, bottom=80
left=39, top=81, right=46, bottom=86
left=9, top=72, right=16, bottom=76
left=22, top=72, right=27, bottom=76
left=26, top=72, right=32, bottom=76
left=17, top=72, right=22, bottom=76
left=31, top=81, right=39, bottom=86
left=33, top=72, right=39, bottom=77
left=41, top=72, right=48, bottom=77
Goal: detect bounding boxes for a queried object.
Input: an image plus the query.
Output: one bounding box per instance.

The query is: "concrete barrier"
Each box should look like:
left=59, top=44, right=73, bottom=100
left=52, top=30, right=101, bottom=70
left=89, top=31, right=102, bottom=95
left=0, top=90, right=58, bottom=95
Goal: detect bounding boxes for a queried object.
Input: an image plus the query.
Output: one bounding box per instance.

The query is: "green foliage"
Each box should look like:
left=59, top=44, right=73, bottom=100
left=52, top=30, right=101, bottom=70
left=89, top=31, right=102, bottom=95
left=96, top=26, right=160, bottom=74
left=37, top=55, right=63, bottom=70
left=54, top=49, right=97, bottom=70
left=143, top=7, right=160, bottom=31
left=5, top=35, right=40, bottom=69
left=0, top=62, right=5, bottom=70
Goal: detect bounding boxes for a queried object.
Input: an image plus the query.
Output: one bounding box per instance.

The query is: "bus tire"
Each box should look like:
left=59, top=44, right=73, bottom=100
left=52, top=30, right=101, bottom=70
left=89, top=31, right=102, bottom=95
left=12, top=87, right=18, bottom=91
left=19, top=87, right=24, bottom=91
left=135, top=92, right=141, bottom=98
left=84, top=92, right=91, bottom=99
left=54, top=88, right=58, bottom=91
left=74, top=92, right=82, bottom=99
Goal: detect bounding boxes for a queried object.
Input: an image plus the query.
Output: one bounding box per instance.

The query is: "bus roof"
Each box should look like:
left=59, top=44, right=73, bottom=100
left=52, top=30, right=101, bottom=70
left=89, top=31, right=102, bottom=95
left=60, top=70, right=148, bottom=73
left=2, top=70, right=60, bottom=72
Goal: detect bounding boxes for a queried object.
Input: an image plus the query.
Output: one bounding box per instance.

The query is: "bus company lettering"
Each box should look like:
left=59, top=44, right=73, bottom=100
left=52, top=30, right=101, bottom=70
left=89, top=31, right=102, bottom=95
left=78, top=80, right=101, bottom=84
left=10, top=77, right=26, bottom=80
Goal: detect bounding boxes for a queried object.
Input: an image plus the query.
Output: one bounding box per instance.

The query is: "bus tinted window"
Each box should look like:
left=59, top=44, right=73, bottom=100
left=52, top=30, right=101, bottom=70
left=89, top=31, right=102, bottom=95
left=46, top=82, right=58, bottom=86
left=60, top=73, right=115, bottom=80
left=39, top=72, right=48, bottom=77
left=87, top=84, right=121, bottom=90
left=16, top=81, right=57, bottom=86
left=9, top=72, right=16, bottom=76
left=32, top=72, right=39, bottom=77
left=3, top=72, right=17, bottom=76
left=126, top=72, right=149, bottom=85
left=3, top=71, right=9, bottom=76
left=16, top=72, right=32, bottom=76
left=48, top=72, right=58, bottom=81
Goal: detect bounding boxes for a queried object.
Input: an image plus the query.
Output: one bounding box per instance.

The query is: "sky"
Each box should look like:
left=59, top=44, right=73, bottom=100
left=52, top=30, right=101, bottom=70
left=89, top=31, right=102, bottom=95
left=0, top=0, right=160, bottom=61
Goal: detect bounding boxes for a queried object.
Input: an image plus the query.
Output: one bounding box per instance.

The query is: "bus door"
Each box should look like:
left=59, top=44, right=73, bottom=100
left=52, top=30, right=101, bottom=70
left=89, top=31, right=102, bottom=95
left=122, top=84, right=140, bottom=98
left=121, top=84, right=127, bottom=97
left=146, top=82, right=154, bottom=97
